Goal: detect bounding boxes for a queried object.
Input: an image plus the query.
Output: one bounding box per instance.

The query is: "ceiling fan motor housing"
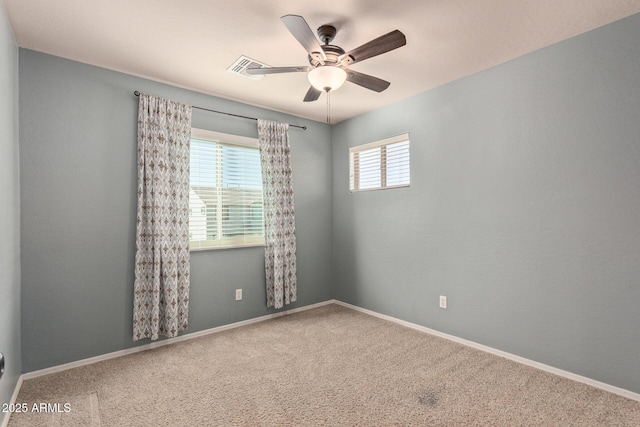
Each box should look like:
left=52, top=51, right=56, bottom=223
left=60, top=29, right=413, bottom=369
left=309, top=44, right=346, bottom=67
left=307, top=25, right=350, bottom=68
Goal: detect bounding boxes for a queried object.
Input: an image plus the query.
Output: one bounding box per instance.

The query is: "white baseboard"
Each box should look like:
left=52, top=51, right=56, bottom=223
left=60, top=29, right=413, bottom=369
left=21, top=299, right=334, bottom=381
left=333, top=300, right=640, bottom=402
left=1, top=375, right=23, bottom=427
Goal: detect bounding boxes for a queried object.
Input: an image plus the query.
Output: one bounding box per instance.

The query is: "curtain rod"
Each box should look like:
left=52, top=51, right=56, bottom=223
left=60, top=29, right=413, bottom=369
left=134, top=91, right=306, bottom=130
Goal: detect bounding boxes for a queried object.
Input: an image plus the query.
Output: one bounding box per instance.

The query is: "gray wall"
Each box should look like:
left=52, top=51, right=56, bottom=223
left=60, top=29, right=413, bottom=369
left=0, top=2, right=21, bottom=422
left=332, top=14, right=640, bottom=393
left=19, top=50, right=332, bottom=372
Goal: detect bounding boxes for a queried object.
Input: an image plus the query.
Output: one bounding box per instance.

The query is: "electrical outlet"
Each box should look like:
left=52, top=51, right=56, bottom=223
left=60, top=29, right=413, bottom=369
left=439, top=295, right=447, bottom=309
left=235, top=289, right=242, bottom=301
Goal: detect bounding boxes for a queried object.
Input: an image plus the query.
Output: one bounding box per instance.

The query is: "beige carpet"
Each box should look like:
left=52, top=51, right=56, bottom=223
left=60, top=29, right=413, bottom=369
left=9, top=304, right=640, bottom=426
left=9, top=391, right=101, bottom=427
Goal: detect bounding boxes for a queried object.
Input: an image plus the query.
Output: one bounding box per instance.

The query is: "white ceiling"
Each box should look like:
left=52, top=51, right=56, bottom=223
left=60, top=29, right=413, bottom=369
left=4, top=0, right=640, bottom=124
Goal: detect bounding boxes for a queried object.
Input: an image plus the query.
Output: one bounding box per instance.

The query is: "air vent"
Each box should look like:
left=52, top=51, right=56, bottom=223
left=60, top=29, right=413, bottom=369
left=227, top=56, right=269, bottom=80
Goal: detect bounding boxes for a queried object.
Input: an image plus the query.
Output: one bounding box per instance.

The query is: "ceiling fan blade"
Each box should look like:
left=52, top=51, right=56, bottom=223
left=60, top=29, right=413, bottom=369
left=345, top=70, right=391, bottom=92
left=245, top=66, right=311, bottom=75
left=281, top=15, right=327, bottom=63
left=303, top=86, right=322, bottom=102
left=340, top=30, right=406, bottom=65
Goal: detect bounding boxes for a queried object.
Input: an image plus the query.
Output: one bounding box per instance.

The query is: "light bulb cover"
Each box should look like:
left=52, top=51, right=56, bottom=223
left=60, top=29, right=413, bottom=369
left=308, top=66, right=347, bottom=92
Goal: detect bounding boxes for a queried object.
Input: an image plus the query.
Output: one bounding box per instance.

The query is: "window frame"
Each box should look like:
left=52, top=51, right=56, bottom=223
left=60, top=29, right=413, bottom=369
left=349, top=132, right=411, bottom=192
left=189, top=128, right=265, bottom=251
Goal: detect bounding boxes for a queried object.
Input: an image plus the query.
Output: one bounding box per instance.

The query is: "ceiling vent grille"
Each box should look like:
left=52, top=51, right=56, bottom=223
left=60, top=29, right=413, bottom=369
left=227, top=56, right=269, bottom=80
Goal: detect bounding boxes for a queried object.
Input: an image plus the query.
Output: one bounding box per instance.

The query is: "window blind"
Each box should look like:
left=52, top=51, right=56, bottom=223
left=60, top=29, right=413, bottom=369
left=189, top=130, right=264, bottom=250
left=350, top=133, right=410, bottom=192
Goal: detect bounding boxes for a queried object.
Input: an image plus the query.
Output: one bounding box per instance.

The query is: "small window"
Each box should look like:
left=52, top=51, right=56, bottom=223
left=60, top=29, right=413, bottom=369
left=189, top=129, right=264, bottom=250
left=349, top=133, right=410, bottom=192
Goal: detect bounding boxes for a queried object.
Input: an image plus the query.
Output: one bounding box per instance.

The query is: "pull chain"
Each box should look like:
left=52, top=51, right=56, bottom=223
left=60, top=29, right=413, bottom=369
left=326, top=91, right=331, bottom=124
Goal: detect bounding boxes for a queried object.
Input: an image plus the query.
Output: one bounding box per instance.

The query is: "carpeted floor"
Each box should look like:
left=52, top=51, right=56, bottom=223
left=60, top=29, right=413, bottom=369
left=8, top=304, right=640, bottom=426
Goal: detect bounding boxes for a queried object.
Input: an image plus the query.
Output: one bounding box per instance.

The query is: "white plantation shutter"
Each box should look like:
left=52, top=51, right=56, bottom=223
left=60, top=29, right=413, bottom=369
left=189, top=129, right=264, bottom=250
left=350, top=133, right=410, bottom=192
left=355, top=146, right=382, bottom=190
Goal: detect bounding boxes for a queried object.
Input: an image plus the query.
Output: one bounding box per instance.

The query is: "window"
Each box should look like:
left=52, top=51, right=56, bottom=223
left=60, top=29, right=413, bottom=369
left=349, top=133, right=410, bottom=192
left=189, top=129, right=264, bottom=250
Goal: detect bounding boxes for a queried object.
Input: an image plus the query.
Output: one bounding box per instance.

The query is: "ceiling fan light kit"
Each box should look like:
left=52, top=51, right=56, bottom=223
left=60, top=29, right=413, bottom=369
left=308, top=66, right=347, bottom=92
left=245, top=15, right=406, bottom=103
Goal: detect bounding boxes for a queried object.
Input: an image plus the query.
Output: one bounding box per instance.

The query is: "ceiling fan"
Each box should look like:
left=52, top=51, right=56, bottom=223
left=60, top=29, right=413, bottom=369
left=246, top=15, right=407, bottom=102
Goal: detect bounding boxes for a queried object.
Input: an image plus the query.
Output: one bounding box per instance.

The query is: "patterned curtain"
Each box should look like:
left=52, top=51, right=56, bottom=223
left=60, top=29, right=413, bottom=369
left=257, top=119, right=297, bottom=309
left=133, top=94, right=192, bottom=341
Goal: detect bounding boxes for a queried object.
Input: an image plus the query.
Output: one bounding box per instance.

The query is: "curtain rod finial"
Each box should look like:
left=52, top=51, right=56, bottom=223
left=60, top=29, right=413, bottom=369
left=134, top=90, right=140, bottom=97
